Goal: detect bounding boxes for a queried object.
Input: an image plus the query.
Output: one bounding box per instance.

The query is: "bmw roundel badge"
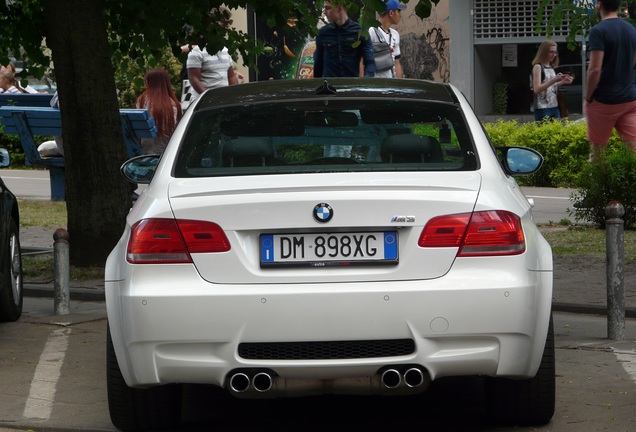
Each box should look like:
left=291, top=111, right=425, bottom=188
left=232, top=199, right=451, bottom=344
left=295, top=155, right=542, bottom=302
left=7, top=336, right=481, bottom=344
left=313, top=203, right=333, bottom=223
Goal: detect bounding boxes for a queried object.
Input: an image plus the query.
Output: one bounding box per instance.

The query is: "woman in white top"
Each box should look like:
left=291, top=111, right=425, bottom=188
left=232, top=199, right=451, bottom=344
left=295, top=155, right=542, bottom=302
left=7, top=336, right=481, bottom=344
left=531, top=40, right=573, bottom=121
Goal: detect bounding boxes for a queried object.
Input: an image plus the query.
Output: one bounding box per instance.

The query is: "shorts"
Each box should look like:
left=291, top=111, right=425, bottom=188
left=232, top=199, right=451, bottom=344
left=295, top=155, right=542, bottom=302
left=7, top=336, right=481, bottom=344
left=586, top=99, right=636, bottom=145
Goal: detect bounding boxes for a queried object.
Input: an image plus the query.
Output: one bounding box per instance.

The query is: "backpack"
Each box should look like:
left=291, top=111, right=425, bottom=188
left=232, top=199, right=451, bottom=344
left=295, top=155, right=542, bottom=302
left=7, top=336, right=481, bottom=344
left=529, top=65, right=546, bottom=92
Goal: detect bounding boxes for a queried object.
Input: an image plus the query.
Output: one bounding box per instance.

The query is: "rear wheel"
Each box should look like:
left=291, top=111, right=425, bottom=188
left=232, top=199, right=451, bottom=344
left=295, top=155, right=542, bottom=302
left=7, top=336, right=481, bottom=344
left=486, top=313, right=555, bottom=425
left=106, top=323, right=182, bottom=431
left=0, top=219, right=22, bottom=322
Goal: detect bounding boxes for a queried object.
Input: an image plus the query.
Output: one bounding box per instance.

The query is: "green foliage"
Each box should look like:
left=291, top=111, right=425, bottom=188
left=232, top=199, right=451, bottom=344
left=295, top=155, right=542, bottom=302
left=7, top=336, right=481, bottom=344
left=536, top=0, right=600, bottom=51
left=484, top=118, right=636, bottom=229
left=570, top=145, right=636, bottom=229
left=536, top=0, right=636, bottom=52
left=484, top=119, right=593, bottom=187
left=0, top=0, right=437, bottom=111
left=0, top=124, right=24, bottom=156
left=492, top=82, right=508, bottom=115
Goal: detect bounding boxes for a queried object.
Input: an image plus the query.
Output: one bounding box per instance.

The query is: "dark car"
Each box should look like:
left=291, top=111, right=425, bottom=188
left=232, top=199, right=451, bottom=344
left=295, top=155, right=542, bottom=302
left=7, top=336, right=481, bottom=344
left=0, top=148, right=22, bottom=322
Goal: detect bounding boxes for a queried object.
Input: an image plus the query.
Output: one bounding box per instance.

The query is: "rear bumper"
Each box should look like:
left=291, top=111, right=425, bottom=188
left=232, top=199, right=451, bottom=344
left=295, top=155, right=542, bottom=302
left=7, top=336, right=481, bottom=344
left=106, top=258, right=552, bottom=392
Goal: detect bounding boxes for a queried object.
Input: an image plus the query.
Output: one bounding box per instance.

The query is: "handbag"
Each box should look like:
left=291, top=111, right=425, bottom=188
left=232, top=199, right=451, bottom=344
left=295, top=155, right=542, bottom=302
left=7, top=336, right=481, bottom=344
left=372, top=28, right=394, bottom=72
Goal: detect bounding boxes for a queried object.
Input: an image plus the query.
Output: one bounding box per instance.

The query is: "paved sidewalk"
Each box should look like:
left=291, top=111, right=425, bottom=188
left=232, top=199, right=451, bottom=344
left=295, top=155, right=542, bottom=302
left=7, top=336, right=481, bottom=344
left=20, top=225, right=636, bottom=318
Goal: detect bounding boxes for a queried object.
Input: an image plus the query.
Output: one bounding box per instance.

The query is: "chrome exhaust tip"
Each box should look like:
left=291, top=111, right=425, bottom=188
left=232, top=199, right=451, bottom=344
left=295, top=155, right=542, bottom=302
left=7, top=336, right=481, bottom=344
left=404, top=367, right=425, bottom=388
left=229, top=372, right=251, bottom=393
left=380, top=368, right=402, bottom=389
left=252, top=372, right=273, bottom=392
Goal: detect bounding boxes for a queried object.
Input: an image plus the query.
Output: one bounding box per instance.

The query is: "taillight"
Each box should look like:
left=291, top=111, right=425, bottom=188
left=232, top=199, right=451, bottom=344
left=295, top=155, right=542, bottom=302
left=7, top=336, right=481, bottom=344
left=419, top=210, right=525, bottom=256
left=127, top=219, right=231, bottom=264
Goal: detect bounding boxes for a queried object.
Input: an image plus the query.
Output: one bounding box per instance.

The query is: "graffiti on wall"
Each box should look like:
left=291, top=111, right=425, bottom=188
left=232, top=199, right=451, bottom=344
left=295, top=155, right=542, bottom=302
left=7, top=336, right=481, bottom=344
left=425, top=26, right=450, bottom=82
left=396, top=2, right=450, bottom=82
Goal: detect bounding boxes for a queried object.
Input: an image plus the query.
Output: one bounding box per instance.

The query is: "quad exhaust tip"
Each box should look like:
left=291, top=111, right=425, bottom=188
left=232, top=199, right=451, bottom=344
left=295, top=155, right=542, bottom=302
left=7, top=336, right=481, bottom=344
left=381, top=369, right=402, bottom=388
left=229, top=372, right=251, bottom=393
left=252, top=372, right=273, bottom=392
left=228, top=366, right=429, bottom=395
left=404, top=367, right=425, bottom=388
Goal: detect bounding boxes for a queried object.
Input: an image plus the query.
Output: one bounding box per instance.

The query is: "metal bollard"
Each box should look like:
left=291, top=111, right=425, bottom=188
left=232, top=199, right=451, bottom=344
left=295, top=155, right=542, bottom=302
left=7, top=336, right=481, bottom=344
left=605, top=201, right=625, bottom=341
left=53, top=228, right=70, bottom=316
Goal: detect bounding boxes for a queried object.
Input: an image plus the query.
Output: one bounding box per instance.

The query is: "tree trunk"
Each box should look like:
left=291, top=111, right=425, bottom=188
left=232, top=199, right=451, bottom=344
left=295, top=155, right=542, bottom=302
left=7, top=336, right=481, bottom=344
left=43, top=0, right=132, bottom=267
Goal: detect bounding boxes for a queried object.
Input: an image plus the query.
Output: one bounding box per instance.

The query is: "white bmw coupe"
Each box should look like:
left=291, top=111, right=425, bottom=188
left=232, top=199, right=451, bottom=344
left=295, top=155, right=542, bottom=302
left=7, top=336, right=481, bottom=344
left=106, top=78, right=554, bottom=430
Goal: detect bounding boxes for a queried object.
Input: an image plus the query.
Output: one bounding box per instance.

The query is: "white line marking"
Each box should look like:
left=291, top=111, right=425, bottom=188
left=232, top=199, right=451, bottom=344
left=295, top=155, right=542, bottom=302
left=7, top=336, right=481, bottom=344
left=23, top=328, right=70, bottom=420
left=613, top=348, right=636, bottom=384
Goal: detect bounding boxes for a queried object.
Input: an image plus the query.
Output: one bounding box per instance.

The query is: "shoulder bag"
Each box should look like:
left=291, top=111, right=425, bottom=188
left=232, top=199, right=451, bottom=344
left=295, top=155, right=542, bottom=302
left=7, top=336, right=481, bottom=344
left=372, top=28, right=394, bottom=72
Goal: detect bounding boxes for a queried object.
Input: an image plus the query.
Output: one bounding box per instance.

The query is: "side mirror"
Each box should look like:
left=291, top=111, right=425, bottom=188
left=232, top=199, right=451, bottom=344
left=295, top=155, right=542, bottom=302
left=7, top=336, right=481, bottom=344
left=0, top=148, right=11, bottom=168
left=120, top=155, right=160, bottom=184
left=497, top=146, right=543, bottom=176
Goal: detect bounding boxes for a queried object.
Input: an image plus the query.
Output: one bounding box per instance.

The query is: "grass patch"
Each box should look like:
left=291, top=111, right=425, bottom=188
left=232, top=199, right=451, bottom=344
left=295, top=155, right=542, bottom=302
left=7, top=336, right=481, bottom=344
left=541, top=226, right=636, bottom=264
left=23, top=256, right=103, bottom=282
left=19, top=199, right=100, bottom=281
left=19, top=199, right=67, bottom=227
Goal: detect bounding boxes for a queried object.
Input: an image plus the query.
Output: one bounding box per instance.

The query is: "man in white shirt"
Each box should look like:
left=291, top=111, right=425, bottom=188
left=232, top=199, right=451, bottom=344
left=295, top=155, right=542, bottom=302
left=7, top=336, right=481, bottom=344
left=185, top=6, right=240, bottom=106
left=187, top=45, right=238, bottom=101
left=369, top=0, right=406, bottom=78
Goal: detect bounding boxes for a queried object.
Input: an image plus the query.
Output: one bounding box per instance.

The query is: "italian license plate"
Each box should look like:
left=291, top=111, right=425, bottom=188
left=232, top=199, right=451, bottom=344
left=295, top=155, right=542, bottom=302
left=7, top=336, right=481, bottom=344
left=260, top=232, right=398, bottom=267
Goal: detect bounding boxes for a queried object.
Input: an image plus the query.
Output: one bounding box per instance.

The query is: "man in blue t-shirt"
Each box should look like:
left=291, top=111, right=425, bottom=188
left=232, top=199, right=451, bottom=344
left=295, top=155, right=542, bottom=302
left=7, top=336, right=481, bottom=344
left=585, top=0, right=636, bottom=160
left=314, top=1, right=376, bottom=78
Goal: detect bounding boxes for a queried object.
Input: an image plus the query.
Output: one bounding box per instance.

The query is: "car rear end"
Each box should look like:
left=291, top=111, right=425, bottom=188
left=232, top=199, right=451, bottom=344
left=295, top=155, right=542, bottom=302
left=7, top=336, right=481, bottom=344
left=106, top=78, right=553, bottom=429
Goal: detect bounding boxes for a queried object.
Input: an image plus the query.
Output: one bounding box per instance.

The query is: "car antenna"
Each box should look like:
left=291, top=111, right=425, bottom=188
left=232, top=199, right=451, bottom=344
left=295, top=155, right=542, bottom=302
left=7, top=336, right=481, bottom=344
left=315, top=79, right=337, bottom=95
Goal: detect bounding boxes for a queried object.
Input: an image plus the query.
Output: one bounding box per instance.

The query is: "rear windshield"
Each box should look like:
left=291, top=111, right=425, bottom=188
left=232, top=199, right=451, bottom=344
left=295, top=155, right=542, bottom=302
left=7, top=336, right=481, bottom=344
left=174, top=99, right=477, bottom=177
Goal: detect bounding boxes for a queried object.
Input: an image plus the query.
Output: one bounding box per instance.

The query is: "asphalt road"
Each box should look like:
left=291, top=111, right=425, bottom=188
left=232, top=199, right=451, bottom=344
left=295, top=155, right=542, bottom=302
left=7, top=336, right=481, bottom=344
left=1, top=168, right=51, bottom=201
left=522, top=186, right=579, bottom=226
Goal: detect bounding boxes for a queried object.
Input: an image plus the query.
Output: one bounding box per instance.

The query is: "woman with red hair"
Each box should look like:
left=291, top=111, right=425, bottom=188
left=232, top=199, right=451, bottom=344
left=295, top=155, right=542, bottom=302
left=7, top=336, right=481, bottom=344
left=136, top=68, right=183, bottom=154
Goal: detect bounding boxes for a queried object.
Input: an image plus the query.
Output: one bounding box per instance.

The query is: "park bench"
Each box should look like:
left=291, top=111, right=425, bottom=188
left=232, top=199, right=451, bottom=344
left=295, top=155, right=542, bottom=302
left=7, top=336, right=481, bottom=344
left=0, top=106, right=157, bottom=201
left=0, top=93, right=54, bottom=108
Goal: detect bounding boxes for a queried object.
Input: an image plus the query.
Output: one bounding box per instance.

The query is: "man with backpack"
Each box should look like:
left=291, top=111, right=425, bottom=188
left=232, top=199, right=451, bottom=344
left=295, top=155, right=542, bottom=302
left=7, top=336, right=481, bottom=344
left=368, top=0, right=406, bottom=78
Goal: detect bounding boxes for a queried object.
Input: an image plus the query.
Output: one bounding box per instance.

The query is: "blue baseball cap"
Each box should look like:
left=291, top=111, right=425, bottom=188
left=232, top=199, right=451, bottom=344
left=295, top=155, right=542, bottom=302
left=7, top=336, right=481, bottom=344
left=384, top=0, right=407, bottom=13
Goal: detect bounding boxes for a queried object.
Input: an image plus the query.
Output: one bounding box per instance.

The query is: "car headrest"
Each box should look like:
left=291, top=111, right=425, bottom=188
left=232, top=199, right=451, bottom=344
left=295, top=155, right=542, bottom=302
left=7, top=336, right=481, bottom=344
left=380, top=134, right=444, bottom=163
left=222, top=137, right=275, bottom=167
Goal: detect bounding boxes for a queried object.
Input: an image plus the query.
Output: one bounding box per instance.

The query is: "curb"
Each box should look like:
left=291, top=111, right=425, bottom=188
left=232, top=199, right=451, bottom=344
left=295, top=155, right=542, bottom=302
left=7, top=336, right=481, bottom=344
left=552, top=302, right=636, bottom=319
left=24, top=284, right=105, bottom=302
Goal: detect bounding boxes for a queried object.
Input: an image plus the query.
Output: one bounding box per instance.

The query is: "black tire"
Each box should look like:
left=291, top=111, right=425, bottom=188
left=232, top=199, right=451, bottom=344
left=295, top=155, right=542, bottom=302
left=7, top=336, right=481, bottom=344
left=0, top=219, right=22, bottom=322
left=107, top=323, right=182, bottom=431
left=486, top=313, right=555, bottom=426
